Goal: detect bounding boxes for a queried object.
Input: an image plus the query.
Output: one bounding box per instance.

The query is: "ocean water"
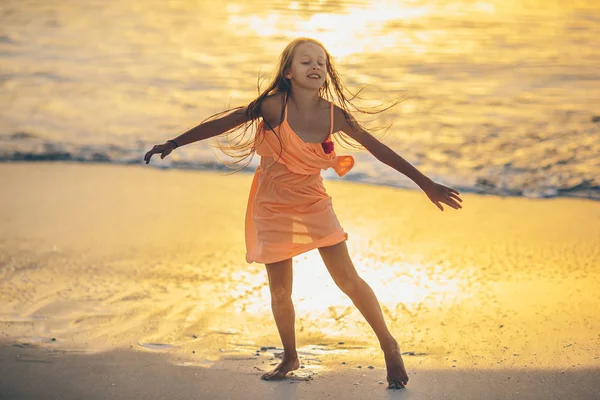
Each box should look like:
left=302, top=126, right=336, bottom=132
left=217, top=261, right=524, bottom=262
left=1, top=0, right=599, bottom=199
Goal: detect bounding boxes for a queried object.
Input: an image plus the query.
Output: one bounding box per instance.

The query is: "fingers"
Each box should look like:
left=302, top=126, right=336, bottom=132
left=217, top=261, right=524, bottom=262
left=144, top=145, right=157, bottom=164
left=160, top=149, right=172, bottom=159
left=442, top=187, right=463, bottom=209
left=449, top=192, right=462, bottom=202
left=144, top=150, right=154, bottom=164
left=442, top=186, right=462, bottom=201
left=442, top=185, right=460, bottom=195
left=144, top=145, right=173, bottom=164
left=443, top=196, right=462, bottom=209
left=434, top=194, right=461, bottom=211
left=144, top=149, right=159, bottom=164
left=430, top=184, right=463, bottom=211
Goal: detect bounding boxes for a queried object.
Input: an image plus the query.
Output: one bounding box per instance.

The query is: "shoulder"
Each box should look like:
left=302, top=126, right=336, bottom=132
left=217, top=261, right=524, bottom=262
left=259, top=93, right=285, bottom=126
left=332, top=104, right=355, bottom=133
left=331, top=104, right=379, bottom=148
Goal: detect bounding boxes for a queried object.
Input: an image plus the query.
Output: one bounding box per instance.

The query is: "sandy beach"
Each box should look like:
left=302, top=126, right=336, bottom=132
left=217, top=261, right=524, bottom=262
left=1, top=162, right=599, bottom=399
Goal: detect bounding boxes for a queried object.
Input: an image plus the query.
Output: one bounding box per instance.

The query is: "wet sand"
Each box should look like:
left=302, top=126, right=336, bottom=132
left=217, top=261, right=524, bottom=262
left=1, top=162, right=599, bottom=399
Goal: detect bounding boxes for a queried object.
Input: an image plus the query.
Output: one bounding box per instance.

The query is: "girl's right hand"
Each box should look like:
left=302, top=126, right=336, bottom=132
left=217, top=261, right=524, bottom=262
left=144, top=142, right=176, bottom=164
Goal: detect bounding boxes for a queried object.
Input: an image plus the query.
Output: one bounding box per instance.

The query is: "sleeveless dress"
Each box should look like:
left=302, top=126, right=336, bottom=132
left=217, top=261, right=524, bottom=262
left=245, top=99, right=355, bottom=264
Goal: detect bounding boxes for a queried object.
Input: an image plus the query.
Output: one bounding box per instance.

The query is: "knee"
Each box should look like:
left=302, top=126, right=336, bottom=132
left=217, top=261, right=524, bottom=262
left=269, top=286, right=292, bottom=303
left=334, top=274, right=362, bottom=295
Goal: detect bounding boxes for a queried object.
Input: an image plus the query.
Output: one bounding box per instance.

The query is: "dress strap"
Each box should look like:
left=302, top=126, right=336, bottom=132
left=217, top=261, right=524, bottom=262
left=283, top=94, right=288, bottom=122
left=328, top=101, right=334, bottom=137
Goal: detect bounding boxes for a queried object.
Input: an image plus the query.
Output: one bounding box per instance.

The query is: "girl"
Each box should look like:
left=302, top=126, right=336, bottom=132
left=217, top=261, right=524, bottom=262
left=144, top=37, right=462, bottom=389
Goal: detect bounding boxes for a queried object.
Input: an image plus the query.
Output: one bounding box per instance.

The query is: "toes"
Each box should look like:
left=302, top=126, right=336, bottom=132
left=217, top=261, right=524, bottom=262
left=387, top=380, right=405, bottom=389
left=261, top=371, right=276, bottom=380
left=261, top=371, right=285, bottom=381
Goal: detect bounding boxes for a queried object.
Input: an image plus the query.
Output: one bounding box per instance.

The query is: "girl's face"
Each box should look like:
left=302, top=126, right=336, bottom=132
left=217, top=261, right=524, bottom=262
left=285, top=42, right=327, bottom=90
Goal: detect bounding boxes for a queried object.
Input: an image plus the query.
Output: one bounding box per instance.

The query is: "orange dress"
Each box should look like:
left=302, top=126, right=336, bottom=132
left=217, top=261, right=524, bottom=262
left=245, top=101, right=355, bottom=264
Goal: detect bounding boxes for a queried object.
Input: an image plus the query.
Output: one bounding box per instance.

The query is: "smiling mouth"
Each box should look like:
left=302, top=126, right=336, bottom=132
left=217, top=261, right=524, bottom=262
left=307, top=74, right=321, bottom=79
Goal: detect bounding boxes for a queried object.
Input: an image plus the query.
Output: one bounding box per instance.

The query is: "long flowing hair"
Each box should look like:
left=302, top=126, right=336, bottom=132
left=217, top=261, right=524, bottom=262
left=206, top=37, right=402, bottom=173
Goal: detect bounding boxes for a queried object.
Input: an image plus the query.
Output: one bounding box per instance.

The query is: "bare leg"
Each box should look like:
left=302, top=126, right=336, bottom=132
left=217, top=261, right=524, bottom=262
left=261, top=258, right=300, bottom=380
left=318, top=241, right=409, bottom=389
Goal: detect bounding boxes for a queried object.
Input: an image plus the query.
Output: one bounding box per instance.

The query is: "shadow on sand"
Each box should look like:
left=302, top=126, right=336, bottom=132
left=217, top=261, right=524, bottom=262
left=0, top=344, right=598, bottom=400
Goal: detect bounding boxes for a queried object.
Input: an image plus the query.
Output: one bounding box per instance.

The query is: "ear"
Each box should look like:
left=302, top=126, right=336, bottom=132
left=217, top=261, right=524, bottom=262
left=284, top=69, right=292, bottom=79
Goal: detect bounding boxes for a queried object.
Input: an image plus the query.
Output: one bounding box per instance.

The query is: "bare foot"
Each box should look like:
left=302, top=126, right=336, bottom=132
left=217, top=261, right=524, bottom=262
left=383, top=342, right=409, bottom=389
left=261, top=356, right=300, bottom=380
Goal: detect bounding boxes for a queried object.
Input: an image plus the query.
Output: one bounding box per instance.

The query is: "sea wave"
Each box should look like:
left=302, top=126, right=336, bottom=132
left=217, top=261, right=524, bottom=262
left=2, top=132, right=598, bottom=201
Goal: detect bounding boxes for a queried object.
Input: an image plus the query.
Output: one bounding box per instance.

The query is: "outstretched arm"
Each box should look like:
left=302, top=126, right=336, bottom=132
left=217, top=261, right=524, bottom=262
left=171, top=107, right=249, bottom=147
left=144, top=106, right=249, bottom=164
left=334, top=107, right=462, bottom=211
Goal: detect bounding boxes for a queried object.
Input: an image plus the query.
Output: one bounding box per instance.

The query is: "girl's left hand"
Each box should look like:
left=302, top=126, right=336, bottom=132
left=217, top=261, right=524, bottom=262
left=422, top=180, right=463, bottom=211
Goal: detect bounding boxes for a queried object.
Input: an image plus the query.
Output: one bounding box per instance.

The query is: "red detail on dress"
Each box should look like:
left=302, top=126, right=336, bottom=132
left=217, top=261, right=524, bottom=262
left=322, top=141, right=334, bottom=154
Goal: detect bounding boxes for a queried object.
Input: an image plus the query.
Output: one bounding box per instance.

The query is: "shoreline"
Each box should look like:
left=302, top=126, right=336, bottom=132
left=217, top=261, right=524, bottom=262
left=1, top=159, right=598, bottom=201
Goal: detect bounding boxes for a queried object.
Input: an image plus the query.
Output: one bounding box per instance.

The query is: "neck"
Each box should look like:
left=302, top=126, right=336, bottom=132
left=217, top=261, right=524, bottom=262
left=287, top=87, right=321, bottom=114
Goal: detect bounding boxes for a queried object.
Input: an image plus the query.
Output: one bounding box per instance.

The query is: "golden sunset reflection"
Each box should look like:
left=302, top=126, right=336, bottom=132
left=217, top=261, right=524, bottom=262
left=289, top=252, right=468, bottom=316
left=226, top=248, right=467, bottom=320
left=1, top=0, right=599, bottom=384
left=228, top=1, right=433, bottom=59
left=222, top=240, right=476, bottom=351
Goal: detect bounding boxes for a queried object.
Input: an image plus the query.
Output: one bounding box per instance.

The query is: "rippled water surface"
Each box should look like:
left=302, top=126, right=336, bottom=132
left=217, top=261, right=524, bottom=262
left=1, top=0, right=599, bottom=198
